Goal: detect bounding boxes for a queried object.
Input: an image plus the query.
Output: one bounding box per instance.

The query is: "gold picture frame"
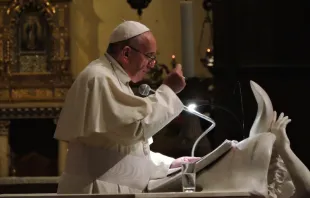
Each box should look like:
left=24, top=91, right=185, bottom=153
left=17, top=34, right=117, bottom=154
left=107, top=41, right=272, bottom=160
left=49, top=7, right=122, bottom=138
left=0, top=0, right=72, bottom=103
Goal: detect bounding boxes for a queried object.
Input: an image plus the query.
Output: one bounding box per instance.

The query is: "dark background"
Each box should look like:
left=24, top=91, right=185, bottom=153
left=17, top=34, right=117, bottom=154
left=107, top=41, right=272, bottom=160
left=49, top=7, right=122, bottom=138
left=211, top=0, right=310, bottom=167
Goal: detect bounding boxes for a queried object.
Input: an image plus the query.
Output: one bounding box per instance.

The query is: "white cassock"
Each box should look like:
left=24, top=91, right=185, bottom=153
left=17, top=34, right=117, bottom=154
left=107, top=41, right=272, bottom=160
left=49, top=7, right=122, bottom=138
left=54, top=53, right=184, bottom=194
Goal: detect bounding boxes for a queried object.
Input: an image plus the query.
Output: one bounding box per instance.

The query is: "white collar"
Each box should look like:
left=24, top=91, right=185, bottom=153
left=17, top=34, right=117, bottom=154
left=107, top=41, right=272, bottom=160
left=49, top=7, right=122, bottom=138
left=102, top=53, right=131, bottom=84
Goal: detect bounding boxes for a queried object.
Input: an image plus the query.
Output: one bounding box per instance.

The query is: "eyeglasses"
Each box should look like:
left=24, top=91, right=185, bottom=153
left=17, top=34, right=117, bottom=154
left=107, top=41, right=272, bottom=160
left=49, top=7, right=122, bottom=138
left=128, top=45, right=157, bottom=65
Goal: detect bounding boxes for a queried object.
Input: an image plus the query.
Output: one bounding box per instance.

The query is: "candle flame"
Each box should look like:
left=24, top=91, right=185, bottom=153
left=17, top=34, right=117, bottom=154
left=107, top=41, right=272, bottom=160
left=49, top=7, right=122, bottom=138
left=172, top=55, right=175, bottom=59
left=206, top=48, right=211, bottom=53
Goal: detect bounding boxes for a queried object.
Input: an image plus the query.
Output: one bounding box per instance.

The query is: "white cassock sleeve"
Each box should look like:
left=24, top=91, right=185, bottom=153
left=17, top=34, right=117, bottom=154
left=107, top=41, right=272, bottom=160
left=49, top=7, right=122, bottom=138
left=99, top=77, right=184, bottom=145
left=147, top=137, right=175, bottom=179
left=54, top=74, right=184, bottom=146
left=149, top=151, right=175, bottom=179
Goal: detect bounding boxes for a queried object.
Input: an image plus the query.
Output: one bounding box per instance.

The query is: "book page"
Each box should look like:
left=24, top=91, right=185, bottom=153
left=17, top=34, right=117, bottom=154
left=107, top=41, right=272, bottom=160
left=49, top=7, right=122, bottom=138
left=147, top=140, right=233, bottom=192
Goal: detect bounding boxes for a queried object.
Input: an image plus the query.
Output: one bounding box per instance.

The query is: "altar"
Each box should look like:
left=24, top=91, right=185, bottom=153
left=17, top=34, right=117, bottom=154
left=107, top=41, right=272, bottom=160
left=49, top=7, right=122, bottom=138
left=0, top=0, right=72, bottom=183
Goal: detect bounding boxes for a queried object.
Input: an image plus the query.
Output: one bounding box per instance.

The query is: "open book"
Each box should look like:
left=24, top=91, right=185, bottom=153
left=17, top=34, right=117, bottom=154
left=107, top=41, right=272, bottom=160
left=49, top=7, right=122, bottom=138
left=147, top=139, right=234, bottom=192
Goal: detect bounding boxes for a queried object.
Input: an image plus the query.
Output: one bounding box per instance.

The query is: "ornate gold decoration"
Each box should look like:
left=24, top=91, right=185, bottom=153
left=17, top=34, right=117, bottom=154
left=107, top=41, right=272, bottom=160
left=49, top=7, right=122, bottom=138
left=19, top=55, right=47, bottom=72
left=0, top=120, right=10, bottom=136
left=0, top=0, right=72, bottom=104
left=0, top=1, right=71, bottom=179
left=54, top=88, right=67, bottom=99
left=0, top=106, right=62, bottom=119
left=12, top=88, right=53, bottom=100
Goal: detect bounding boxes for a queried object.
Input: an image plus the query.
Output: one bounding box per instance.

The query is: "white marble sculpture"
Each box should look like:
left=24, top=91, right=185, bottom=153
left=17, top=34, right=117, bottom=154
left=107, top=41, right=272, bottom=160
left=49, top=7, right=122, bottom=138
left=249, top=81, right=294, bottom=198
left=197, top=81, right=310, bottom=198
left=149, top=81, right=310, bottom=198
left=196, top=81, right=283, bottom=196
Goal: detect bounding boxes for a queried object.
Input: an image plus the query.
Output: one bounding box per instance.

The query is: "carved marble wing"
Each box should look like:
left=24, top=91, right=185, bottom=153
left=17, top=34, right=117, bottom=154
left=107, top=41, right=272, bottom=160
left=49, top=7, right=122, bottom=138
left=248, top=81, right=295, bottom=198
left=248, top=80, right=274, bottom=137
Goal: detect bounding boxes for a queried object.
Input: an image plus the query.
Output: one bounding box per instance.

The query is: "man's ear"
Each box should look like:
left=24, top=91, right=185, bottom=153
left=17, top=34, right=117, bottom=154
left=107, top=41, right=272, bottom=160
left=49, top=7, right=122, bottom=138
left=122, top=46, right=131, bottom=58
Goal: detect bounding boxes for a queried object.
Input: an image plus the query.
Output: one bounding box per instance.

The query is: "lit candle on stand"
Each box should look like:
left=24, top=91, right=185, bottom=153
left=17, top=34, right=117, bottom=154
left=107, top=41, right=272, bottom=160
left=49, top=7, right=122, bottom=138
left=206, top=48, right=214, bottom=67
left=171, top=54, right=177, bottom=68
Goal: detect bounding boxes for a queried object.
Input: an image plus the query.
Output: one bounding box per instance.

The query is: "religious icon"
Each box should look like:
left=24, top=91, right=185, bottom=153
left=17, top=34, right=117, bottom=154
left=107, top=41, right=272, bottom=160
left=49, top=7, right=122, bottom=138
left=19, top=14, right=47, bottom=53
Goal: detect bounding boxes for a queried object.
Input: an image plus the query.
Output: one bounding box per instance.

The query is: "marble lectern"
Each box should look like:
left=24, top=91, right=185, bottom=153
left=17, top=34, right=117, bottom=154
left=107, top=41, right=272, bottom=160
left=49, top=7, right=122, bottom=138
left=147, top=81, right=295, bottom=198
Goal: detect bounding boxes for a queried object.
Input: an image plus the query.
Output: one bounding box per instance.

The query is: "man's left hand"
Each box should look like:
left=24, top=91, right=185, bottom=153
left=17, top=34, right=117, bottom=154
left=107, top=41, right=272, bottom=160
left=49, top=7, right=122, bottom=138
left=170, top=156, right=201, bottom=169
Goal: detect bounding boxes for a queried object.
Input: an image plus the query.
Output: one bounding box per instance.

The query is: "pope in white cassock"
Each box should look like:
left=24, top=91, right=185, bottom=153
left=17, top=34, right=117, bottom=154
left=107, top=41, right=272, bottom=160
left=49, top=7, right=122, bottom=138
left=54, top=21, right=200, bottom=194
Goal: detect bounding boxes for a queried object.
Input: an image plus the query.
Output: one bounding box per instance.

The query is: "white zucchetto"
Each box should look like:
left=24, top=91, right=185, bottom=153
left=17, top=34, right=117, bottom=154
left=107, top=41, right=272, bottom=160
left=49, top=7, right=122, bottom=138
left=109, top=21, right=150, bottom=43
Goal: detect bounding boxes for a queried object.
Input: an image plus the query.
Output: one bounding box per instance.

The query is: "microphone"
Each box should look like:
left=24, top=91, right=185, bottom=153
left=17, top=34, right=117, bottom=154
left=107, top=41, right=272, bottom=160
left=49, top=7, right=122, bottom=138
left=138, top=84, right=216, bottom=156
left=138, top=84, right=154, bottom=96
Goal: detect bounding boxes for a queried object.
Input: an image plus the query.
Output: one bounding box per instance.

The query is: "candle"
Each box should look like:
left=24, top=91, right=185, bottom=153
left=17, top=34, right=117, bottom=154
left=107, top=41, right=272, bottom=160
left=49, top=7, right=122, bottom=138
left=171, top=55, right=177, bottom=68
left=206, top=48, right=213, bottom=57
left=180, top=0, right=195, bottom=78
left=206, top=48, right=214, bottom=67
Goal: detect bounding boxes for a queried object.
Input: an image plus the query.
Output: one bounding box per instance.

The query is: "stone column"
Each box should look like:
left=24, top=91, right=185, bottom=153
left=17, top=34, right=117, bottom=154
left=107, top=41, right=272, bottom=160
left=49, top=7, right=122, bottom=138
left=0, top=120, right=10, bottom=177
left=54, top=118, right=68, bottom=175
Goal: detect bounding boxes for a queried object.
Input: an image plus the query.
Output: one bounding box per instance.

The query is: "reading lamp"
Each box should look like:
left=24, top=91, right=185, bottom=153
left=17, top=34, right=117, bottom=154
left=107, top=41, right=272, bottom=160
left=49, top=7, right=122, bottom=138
left=138, top=84, right=216, bottom=157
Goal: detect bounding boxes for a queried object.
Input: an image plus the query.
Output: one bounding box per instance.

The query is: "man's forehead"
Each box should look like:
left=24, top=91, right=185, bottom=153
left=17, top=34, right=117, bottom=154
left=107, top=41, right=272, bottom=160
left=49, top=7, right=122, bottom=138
left=140, top=32, right=157, bottom=52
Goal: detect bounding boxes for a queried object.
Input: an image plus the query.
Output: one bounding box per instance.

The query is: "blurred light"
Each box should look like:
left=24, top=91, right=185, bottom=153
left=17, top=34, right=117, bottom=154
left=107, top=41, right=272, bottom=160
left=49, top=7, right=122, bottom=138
left=187, top=103, right=197, bottom=112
